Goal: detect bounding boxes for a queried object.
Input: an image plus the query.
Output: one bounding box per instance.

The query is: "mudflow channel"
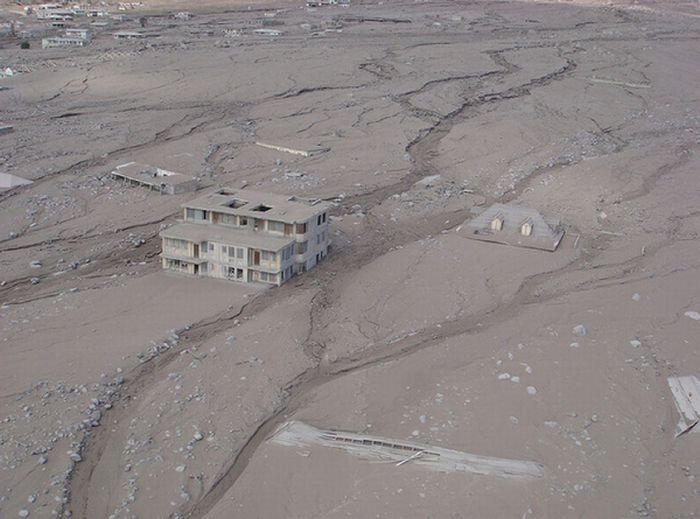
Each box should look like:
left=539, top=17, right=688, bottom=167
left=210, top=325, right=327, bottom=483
left=68, top=46, right=583, bottom=518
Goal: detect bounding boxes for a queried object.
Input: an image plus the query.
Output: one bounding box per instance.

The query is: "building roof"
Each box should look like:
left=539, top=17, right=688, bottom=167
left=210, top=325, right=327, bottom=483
left=161, top=222, right=293, bottom=252
left=112, top=162, right=197, bottom=187
left=184, top=188, right=330, bottom=224
left=463, top=203, right=564, bottom=252
left=0, top=172, right=33, bottom=190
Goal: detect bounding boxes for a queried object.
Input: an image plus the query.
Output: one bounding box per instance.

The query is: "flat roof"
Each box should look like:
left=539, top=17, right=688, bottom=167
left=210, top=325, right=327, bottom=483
left=161, top=222, right=293, bottom=252
left=184, top=188, right=330, bottom=224
left=112, top=162, right=197, bottom=186
left=0, top=172, right=33, bottom=190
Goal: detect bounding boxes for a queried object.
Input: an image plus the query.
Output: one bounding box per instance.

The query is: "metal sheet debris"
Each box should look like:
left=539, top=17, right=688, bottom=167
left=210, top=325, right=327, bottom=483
left=272, top=421, right=544, bottom=478
left=668, top=376, right=700, bottom=437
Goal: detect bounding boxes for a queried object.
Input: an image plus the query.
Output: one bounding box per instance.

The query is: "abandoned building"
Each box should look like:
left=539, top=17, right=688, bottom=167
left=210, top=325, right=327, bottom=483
left=160, top=189, right=331, bottom=286
left=0, top=124, right=13, bottom=135
left=113, top=30, right=145, bottom=40
left=42, top=36, right=88, bottom=48
left=464, top=203, right=565, bottom=251
left=111, top=162, right=199, bottom=194
left=64, top=28, right=91, bottom=40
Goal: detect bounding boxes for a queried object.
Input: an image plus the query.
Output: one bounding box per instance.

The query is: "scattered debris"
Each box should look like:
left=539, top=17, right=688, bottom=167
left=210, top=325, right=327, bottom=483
left=272, top=421, right=544, bottom=478
left=255, top=141, right=329, bottom=157
left=683, top=311, right=700, bottom=321
left=587, top=77, right=651, bottom=89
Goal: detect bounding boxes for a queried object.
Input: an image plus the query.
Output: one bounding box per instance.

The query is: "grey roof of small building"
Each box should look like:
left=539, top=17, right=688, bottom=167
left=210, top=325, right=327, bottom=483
left=161, top=222, right=293, bottom=252
left=111, top=162, right=197, bottom=187
left=184, top=188, right=330, bottom=224
left=463, top=203, right=565, bottom=252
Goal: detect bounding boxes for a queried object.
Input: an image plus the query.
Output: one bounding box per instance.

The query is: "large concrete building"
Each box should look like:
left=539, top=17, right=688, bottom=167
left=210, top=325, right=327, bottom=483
left=160, top=189, right=331, bottom=285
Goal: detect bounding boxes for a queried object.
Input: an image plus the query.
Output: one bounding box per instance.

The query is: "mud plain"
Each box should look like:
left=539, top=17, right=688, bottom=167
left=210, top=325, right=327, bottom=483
left=1, top=0, right=700, bottom=517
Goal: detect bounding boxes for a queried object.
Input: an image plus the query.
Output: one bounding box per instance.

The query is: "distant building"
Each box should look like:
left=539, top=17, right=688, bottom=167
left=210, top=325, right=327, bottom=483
left=111, top=162, right=199, bottom=194
left=37, top=8, right=73, bottom=20
left=160, top=189, right=331, bottom=285
left=42, top=36, right=88, bottom=48
left=87, top=9, right=110, bottom=18
left=463, top=203, right=565, bottom=251
left=113, top=30, right=145, bottom=39
left=253, top=28, right=283, bottom=36
left=65, top=28, right=90, bottom=40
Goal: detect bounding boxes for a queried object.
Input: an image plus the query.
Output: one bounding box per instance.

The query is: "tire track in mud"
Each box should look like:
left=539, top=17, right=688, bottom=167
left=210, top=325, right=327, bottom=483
left=68, top=45, right=581, bottom=518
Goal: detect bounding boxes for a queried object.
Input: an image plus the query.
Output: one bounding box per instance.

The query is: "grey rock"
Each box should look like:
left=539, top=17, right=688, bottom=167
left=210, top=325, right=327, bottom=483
left=573, top=324, right=587, bottom=337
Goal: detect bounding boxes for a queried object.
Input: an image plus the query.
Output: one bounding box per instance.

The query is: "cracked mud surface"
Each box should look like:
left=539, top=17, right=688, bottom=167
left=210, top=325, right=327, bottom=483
left=1, top=0, right=700, bottom=517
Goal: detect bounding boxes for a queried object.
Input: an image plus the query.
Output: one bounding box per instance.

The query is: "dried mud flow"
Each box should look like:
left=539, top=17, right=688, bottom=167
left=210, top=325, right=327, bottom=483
left=1, top=1, right=700, bottom=518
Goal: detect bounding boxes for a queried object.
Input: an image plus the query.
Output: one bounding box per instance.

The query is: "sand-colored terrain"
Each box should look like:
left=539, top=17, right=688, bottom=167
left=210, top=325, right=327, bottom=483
left=1, top=0, right=699, bottom=517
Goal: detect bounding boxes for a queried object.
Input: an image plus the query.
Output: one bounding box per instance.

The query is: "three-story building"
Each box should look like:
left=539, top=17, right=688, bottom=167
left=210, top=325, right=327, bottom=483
left=160, top=189, right=330, bottom=285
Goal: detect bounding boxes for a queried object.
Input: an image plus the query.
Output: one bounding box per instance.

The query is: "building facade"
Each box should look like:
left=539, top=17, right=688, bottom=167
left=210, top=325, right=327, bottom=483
left=160, top=189, right=330, bottom=286
left=42, top=36, right=88, bottom=48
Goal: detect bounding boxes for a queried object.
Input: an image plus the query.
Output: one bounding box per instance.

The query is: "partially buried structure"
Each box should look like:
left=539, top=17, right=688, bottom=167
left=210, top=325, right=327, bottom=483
left=0, top=172, right=33, bottom=192
left=464, top=203, right=565, bottom=252
left=160, top=188, right=330, bottom=286
left=111, top=162, right=199, bottom=194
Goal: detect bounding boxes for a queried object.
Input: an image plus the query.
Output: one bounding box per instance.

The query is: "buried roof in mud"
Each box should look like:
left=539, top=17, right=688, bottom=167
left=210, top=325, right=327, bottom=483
left=463, top=203, right=565, bottom=252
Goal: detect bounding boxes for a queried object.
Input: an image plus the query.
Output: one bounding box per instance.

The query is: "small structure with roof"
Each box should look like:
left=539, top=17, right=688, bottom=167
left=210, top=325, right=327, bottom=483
left=111, top=162, right=199, bottom=194
left=65, top=28, right=91, bottom=40
left=160, top=188, right=331, bottom=285
left=0, top=172, right=33, bottom=192
left=464, top=203, right=565, bottom=252
left=0, top=124, right=13, bottom=136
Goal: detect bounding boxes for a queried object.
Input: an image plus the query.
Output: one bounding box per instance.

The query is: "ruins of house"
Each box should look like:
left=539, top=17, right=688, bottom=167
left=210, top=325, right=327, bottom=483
left=464, top=203, right=565, bottom=251
left=111, top=162, right=199, bottom=194
left=160, top=188, right=331, bottom=286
